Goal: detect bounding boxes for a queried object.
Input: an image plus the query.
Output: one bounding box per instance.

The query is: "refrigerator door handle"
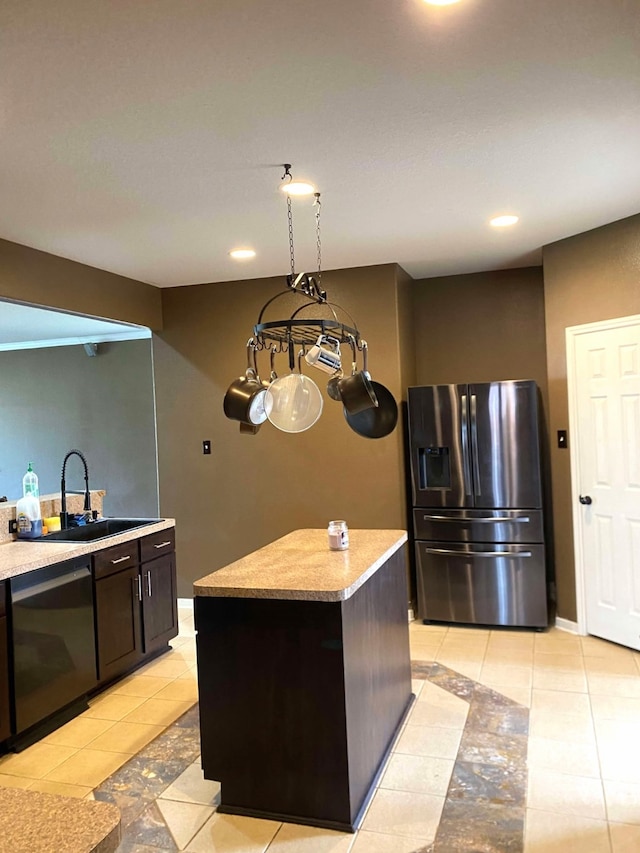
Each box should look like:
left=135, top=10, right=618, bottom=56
left=460, top=394, right=472, bottom=497
left=422, top=547, right=533, bottom=558
left=422, top=515, right=530, bottom=523
left=470, top=393, right=481, bottom=496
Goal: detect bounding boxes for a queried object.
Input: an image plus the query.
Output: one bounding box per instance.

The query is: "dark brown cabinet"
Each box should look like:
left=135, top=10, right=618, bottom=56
left=94, top=564, right=143, bottom=683
left=0, top=525, right=178, bottom=748
left=0, top=584, right=11, bottom=743
left=140, top=529, right=178, bottom=655
left=93, top=528, right=177, bottom=684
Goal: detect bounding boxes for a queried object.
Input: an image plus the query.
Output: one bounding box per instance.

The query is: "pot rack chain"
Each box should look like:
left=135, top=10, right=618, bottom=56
left=287, top=194, right=296, bottom=279
left=314, top=192, right=322, bottom=286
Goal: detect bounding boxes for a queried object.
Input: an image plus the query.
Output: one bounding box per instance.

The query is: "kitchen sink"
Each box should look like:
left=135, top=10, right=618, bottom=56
left=29, top=518, right=162, bottom=543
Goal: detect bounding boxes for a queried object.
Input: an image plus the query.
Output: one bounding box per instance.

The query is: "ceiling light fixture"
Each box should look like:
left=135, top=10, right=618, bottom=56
left=489, top=214, right=519, bottom=228
left=229, top=248, right=256, bottom=259
left=279, top=163, right=315, bottom=196
left=424, top=0, right=462, bottom=6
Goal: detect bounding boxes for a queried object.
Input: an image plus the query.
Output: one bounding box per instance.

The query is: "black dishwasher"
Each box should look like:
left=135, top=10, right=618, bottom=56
left=10, top=557, right=97, bottom=738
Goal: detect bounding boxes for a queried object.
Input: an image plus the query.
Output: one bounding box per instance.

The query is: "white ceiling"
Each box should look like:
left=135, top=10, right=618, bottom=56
left=0, top=300, right=149, bottom=351
left=0, top=0, right=638, bottom=288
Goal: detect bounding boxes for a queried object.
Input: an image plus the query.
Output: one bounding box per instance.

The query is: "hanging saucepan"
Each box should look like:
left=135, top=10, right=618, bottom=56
left=265, top=347, right=323, bottom=433
left=343, top=342, right=398, bottom=438
left=337, top=335, right=379, bottom=414
left=223, top=339, right=271, bottom=426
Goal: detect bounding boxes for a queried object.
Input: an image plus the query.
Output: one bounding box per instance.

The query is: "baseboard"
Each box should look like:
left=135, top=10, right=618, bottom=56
left=178, top=597, right=194, bottom=610
left=555, top=617, right=579, bottom=634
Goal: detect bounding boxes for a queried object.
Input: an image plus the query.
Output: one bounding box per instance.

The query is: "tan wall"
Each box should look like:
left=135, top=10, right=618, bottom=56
left=0, top=238, right=162, bottom=328
left=154, top=264, right=409, bottom=595
left=412, top=267, right=548, bottom=394
left=543, top=213, right=640, bottom=621
left=396, top=266, right=417, bottom=391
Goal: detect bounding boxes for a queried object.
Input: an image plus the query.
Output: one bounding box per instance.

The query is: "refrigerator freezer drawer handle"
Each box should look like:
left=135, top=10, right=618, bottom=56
left=422, top=547, right=533, bottom=558
left=460, top=394, right=472, bottom=497
left=422, top=515, right=531, bottom=523
left=470, top=394, right=481, bottom=496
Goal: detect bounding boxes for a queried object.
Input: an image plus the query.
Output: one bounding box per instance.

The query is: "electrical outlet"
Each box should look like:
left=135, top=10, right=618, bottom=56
left=8, top=519, right=17, bottom=534
left=203, top=440, right=211, bottom=455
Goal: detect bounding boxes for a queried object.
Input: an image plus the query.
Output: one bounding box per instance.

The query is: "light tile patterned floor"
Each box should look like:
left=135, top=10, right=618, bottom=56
left=2, top=607, right=640, bottom=851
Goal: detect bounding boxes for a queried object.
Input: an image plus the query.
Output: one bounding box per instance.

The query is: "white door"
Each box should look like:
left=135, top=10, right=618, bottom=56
left=568, top=316, right=640, bottom=650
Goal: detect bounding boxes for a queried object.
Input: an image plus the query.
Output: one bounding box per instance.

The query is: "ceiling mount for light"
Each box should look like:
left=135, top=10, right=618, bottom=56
left=279, top=163, right=316, bottom=196
left=424, top=0, right=462, bottom=5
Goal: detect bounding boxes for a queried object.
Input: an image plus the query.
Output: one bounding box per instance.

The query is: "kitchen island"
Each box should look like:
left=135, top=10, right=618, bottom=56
left=193, top=528, right=411, bottom=832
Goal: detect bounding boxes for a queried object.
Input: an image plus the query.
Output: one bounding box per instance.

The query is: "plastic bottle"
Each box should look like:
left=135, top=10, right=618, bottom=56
left=16, top=462, right=42, bottom=539
left=22, top=462, right=39, bottom=498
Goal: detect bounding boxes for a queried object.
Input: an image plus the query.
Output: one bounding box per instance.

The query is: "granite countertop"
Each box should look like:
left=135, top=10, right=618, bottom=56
left=0, top=787, right=120, bottom=853
left=193, top=528, right=408, bottom=602
left=0, top=518, right=175, bottom=582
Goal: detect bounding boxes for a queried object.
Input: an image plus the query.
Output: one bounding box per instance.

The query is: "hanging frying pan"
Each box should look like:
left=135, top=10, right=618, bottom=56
left=343, top=342, right=398, bottom=438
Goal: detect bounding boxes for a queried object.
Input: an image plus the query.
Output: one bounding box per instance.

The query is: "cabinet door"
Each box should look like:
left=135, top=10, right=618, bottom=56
left=141, top=553, right=178, bottom=655
left=0, top=615, right=11, bottom=742
left=95, top=566, right=143, bottom=683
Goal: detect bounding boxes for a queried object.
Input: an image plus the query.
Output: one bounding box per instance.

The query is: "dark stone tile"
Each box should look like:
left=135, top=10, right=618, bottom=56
left=116, top=843, right=176, bottom=853
left=448, top=760, right=526, bottom=806
left=96, top=757, right=190, bottom=801
left=94, top=790, right=151, bottom=829
left=411, top=662, right=440, bottom=679
left=457, top=729, right=528, bottom=772
left=429, top=672, right=476, bottom=702
left=434, top=800, right=525, bottom=852
left=466, top=703, right=529, bottom=736
left=473, top=685, right=523, bottom=709
left=140, top=726, right=200, bottom=763
left=173, top=704, right=200, bottom=728
left=119, top=802, right=177, bottom=851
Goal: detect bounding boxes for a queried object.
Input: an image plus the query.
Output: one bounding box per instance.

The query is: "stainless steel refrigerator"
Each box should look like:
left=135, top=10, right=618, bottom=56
left=407, top=380, right=548, bottom=628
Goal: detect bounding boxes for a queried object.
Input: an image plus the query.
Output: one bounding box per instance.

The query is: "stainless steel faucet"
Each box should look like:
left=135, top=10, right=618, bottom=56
left=60, top=449, right=92, bottom=529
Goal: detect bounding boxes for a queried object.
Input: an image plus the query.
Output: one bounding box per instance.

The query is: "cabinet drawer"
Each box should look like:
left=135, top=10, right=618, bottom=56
left=140, top=528, right=175, bottom=563
left=0, top=583, right=5, bottom=618
left=93, top=542, right=139, bottom=579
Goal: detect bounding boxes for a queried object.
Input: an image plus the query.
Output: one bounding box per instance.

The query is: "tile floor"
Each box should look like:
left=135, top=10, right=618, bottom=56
left=1, top=605, right=640, bottom=851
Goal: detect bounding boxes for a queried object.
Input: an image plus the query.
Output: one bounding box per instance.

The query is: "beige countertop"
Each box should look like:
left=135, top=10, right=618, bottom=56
left=0, top=787, right=120, bottom=853
left=0, top=518, right=175, bottom=582
left=193, top=528, right=408, bottom=602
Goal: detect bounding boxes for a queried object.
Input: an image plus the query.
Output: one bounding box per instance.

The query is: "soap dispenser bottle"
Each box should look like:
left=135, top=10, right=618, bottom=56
left=22, top=462, right=39, bottom=498
left=16, top=462, right=42, bottom=539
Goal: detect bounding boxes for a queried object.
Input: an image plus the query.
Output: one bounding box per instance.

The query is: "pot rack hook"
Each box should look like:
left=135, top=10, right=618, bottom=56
left=281, top=164, right=293, bottom=186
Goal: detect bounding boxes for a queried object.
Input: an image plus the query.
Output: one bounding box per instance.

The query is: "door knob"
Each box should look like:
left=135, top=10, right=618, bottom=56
left=579, top=495, right=592, bottom=505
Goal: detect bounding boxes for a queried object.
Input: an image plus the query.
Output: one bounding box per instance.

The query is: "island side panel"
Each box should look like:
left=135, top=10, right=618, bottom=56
left=195, top=595, right=353, bottom=827
left=341, top=546, right=412, bottom=823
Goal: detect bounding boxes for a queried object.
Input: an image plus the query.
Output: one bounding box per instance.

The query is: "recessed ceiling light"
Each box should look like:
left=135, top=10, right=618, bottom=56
left=229, top=248, right=256, bottom=260
left=280, top=180, right=316, bottom=196
left=424, top=0, right=462, bottom=6
left=489, top=215, right=519, bottom=228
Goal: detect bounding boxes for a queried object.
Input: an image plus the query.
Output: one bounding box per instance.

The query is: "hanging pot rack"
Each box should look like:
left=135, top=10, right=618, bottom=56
left=253, top=289, right=361, bottom=353
left=222, top=164, right=397, bottom=438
